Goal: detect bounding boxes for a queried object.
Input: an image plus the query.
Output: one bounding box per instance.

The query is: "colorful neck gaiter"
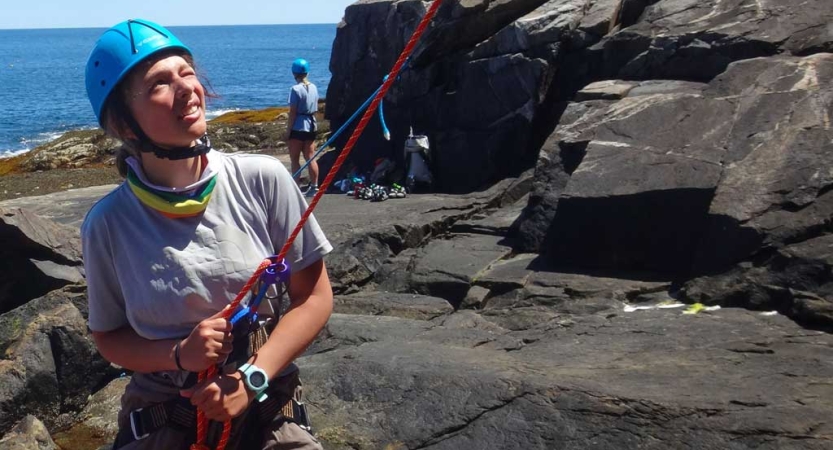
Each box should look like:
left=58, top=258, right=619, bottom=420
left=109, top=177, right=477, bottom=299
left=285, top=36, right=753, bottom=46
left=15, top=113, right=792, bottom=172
left=126, top=165, right=217, bottom=219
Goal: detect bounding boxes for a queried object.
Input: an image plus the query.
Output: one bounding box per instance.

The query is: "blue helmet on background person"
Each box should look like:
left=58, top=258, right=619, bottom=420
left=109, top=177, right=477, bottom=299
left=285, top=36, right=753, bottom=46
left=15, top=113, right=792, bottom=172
left=291, top=58, right=310, bottom=75
left=85, top=19, right=192, bottom=125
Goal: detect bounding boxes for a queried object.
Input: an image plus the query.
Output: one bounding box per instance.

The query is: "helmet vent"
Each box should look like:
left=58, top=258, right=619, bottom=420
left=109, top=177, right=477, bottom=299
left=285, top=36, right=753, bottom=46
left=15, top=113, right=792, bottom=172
left=94, top=61, right=100, bottom=67
left=100, top=80, right=106, bottom=87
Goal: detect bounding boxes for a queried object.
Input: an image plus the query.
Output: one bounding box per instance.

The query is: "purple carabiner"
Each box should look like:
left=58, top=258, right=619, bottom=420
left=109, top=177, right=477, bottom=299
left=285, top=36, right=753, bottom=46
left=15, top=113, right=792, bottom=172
left=247, top=258, right=290, bottom=316
left=261, top=257, right=290, bottom=285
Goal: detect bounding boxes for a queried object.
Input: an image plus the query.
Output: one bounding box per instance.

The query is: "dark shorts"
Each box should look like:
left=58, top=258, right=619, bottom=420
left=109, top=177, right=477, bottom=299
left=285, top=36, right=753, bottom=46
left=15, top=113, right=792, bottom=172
left=289, top=130, right=317, bottom=142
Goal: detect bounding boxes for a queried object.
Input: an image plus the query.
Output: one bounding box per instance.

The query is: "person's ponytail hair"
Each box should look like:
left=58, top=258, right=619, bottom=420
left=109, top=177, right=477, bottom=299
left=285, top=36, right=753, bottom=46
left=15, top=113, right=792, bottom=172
left=294, top=73, right=310, bottom=86
left=100, top=88, right=142, bottom=178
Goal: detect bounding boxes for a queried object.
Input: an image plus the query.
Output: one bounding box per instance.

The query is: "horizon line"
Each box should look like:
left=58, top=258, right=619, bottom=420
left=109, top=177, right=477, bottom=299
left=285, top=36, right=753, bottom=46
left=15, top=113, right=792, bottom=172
left=0, top=22, right=341, bottom=31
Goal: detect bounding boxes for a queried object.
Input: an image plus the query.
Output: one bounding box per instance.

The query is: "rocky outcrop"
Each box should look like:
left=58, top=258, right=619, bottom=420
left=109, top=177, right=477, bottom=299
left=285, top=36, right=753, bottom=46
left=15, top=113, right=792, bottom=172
left=0, top=415, right=57, bottom=450
left=327, top=0, right=833, bottom=195
left=0, top=207, right=84, bottom=315
left=595, top=0, right=833, bottom=81
left=327, top=0, right=567, bottom=193
left=7, top=108, right=313, bottom=174
left=0, top=186, right=117, bottom=229
left=2, top=167, right=832, bottom=450
left=303, top=306, right=833, bottom=450
left=18, top=131, right=120, bottom=172
left=694, top=55, right=833, bottom=272
left=324, top=173, right=531, bottom=294
left=334, top=292, right=454, bottom=320
left=511, top=54, right=833, bottom=325
left=681, top=234, right=833, bottom=327
left=0, top=289, right=114, bottom=436
left=2, top=0, right=833, bottom=446
left=51, top=377, right=128, bottom=450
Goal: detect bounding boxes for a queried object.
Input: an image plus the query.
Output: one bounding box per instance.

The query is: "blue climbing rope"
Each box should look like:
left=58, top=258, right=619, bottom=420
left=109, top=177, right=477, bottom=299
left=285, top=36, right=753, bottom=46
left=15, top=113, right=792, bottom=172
left=380, top=97, right=391, bottom=141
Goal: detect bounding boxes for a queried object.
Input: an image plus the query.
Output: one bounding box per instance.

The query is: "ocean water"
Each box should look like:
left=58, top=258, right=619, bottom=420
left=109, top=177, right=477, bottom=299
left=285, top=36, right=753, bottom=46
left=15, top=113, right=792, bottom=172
left=0, top=24, right=336, bottom=156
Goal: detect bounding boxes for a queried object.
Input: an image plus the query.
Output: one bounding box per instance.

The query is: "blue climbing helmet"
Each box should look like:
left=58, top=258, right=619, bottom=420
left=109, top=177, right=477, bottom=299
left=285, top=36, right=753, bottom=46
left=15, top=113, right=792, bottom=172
left=291, top=58, right=310, bottom=75
left=85, top=19, right=192, bottom=125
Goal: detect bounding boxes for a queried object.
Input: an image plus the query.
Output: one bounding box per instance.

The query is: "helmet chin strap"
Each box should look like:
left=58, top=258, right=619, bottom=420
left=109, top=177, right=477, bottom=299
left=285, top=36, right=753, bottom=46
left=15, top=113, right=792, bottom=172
left=123, top=113, right=211, bottom=160
left=142, top=134, right=212, bottom=160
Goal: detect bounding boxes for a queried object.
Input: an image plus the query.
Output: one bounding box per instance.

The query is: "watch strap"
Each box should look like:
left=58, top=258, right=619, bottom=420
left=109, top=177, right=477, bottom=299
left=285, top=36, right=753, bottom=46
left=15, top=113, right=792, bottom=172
left=238, top=363, right=269, bottom=402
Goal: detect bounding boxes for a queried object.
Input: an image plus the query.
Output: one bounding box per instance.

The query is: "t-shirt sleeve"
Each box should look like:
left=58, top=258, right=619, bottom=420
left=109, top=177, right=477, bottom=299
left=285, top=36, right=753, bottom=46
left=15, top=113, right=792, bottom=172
left=265, top=158, right=332, bottom=272
left=81, top=211, right=129, bottom=333
left=288, top=86, right=300, bottom=108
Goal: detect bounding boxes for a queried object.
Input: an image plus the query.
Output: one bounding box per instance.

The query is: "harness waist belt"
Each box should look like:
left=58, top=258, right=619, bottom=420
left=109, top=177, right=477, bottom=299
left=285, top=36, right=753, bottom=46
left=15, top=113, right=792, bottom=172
left=115, top=326, right=278, bottom=448
left=121, top=382, right=300, bottom=447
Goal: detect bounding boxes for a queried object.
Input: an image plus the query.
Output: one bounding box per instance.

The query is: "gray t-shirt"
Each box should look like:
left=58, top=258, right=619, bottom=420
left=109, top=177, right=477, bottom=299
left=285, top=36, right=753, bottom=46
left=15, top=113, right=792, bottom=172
left=288, top=82, right=319, bottom=132
left=82, top=151, right=332, bottom=340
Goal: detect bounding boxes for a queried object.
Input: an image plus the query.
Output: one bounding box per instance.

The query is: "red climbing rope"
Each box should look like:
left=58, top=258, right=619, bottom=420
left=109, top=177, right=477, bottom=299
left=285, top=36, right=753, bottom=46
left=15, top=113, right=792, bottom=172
left=191, top=1, right=445, bottom=448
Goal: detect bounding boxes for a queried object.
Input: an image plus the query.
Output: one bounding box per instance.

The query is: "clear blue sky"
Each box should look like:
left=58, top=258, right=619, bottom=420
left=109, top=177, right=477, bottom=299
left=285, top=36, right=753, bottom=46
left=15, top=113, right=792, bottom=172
left=0, top=0, right=357, bottom=29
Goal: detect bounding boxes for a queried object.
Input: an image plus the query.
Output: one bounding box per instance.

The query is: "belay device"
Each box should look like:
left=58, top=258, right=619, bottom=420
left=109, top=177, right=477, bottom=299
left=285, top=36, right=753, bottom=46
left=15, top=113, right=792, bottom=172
left=227, top=257, right=291, bottom=365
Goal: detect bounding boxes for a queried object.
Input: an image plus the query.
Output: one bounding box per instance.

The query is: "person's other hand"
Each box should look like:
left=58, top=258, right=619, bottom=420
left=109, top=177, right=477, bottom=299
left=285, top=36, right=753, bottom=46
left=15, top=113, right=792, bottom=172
left=178, top=307, right=233, bottom=372
left=180, top=372, right=253, bottom=421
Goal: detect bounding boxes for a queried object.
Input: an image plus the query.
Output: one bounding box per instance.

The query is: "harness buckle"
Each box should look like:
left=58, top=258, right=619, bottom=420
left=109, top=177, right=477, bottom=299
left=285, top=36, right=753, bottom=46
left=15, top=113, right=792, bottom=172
left=129, top=408, right=150, bottom=441
left=293, top=400, right=312, bottom=433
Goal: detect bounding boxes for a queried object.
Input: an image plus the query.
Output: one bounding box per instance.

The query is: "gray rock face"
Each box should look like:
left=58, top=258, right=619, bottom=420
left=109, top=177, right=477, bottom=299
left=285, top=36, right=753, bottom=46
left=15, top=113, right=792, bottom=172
left=19, top=131, right=119, bottom=172
left=0, top=415, right=56, bottom=450
left=0, top=289, right=113, bottom=436
left=575, top=80, right=639, bottom=100
left=378, top=233, right=513, bottom=306
left=514, top=54, right=833, bottom=282
left=0, top=208, right=84, bottom=315
left=3, top=160, right=832, bottom=450
left=51, top=377, right=129, bottom=450
left=597, top=0, right=833, bottom=81
left=327, top=0, right=832, bottom=196
left=301, top=305, right=833, bottom=450
left=697, top=55, right=833, bottom=270
left=681, top=234, right=833, bottom=327
left=320, top=175, right=528, bottom=294
left=327, top=0, right=570, bottom=193
left=0, top=185, right=117, bottom=229
left=335, top=291, right=454, bottom=320
left=11, top=115, right=299, bottom=175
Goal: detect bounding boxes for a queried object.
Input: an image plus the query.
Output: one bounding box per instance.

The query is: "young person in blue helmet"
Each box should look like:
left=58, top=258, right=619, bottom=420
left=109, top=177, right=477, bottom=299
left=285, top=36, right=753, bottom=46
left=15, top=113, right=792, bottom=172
left=285, top=58, right=320, bottom=197
left=82, top=19, right=332, bottom=449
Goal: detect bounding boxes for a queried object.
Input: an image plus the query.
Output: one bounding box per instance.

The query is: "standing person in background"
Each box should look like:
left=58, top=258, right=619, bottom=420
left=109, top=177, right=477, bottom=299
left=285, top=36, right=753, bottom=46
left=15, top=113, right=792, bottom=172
left=82, top=19, right=331, bottom=449
left=285, top=58, right=320, bottom=197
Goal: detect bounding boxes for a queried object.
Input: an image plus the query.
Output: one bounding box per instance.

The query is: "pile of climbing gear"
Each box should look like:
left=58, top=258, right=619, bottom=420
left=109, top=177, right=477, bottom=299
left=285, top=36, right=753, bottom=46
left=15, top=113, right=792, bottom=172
left=390, top=183, right=407, bottom=198
left=348, top=183, right=407, bottom=202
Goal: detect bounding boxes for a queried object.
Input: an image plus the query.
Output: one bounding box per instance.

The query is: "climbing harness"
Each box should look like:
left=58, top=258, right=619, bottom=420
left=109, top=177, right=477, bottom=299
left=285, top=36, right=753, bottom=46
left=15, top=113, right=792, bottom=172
left=117, top=371, right=308, bottom=449
left=189, top=1, right=447, bottom=448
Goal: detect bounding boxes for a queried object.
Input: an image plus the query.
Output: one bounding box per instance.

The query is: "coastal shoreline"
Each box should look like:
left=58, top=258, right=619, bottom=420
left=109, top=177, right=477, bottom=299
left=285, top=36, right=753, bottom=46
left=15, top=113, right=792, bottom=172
left=0, top=104, right=327, bottom=202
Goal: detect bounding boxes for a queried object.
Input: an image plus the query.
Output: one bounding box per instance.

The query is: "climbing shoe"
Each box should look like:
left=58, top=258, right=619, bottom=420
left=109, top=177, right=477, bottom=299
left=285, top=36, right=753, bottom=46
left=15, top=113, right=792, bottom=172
left=390, top=184, right=407, bottom=198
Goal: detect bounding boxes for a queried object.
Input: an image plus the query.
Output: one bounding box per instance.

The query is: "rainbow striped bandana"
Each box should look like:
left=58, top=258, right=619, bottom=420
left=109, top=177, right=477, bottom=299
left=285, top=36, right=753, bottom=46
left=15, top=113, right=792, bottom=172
left=126, top=158, right=218, bottom=219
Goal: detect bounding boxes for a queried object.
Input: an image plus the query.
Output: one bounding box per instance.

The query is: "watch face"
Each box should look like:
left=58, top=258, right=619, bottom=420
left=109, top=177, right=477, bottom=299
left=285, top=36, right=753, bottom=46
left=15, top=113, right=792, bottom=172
left=249, top=371, right=267, bottom=388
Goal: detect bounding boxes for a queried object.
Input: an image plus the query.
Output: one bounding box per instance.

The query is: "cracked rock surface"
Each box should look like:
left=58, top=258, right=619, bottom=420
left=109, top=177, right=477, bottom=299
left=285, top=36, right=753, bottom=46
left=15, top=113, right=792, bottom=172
left=3, top=0, right=833, bottom=448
